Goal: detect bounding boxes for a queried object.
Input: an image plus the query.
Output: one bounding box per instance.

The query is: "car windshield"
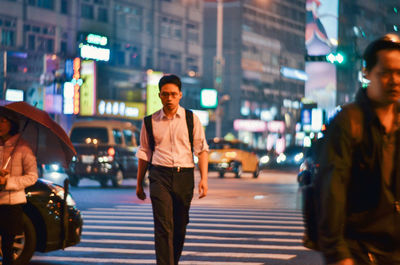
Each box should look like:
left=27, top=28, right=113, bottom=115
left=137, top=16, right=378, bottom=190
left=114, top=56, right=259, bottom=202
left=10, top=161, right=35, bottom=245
left=70, top=127, right=108, bottom=144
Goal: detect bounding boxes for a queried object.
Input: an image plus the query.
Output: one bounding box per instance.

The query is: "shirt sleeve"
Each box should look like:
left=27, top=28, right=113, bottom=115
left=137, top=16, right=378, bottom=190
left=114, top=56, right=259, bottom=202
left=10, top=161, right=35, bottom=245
left=317, top=111, right=353, bottom=263
left=5, top=144, right=38, bottom=191
left=192, top=113, right=209, bottom=156
left=136, top=120, right=153, bottom=162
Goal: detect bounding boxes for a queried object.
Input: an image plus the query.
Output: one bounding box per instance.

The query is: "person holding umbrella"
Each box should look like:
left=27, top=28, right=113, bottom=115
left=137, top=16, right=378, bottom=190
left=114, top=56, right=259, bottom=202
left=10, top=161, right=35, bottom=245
left=0, top=110, right=38, bottom=265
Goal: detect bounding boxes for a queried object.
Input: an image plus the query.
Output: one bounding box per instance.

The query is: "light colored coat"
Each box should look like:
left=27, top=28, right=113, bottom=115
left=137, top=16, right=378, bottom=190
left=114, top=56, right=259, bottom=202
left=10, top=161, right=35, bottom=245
left=0, top=134, right=38, bottom=205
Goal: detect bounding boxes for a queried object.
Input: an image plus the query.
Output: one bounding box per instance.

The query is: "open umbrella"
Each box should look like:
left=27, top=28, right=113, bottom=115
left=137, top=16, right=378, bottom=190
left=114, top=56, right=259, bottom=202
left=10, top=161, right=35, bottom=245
left=0, top=101, right=76, bottom=168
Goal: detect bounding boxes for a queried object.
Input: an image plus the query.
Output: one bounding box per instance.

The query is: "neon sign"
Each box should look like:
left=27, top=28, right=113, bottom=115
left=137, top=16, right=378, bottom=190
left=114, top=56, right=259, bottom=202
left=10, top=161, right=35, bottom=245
left=86, top=34, right=108, bottom=46
left=72, top=58, right=81, bottom=114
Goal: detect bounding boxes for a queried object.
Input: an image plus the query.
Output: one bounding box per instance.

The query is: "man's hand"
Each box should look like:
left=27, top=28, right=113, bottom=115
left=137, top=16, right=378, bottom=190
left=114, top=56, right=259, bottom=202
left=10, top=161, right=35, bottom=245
left=198, top=178, right=208, bottom=199
left=328, top=258, right=355, bottom=265
left=136, top=184, right=147, bottom=200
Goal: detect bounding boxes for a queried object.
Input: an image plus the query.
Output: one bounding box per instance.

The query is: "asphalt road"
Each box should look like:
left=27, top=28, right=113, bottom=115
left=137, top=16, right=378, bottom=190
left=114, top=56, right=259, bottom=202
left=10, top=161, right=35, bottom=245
left=30, top=169, right=324, bottom=265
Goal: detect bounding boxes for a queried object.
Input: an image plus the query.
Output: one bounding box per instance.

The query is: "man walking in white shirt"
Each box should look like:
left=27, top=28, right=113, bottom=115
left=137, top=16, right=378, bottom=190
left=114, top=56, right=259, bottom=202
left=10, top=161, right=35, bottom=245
left=136, top=74, right=209, bottom=265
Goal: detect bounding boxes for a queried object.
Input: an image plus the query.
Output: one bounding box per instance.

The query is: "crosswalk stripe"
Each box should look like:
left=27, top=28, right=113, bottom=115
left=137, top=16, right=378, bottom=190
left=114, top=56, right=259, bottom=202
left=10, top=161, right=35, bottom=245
left=82, top=231, right=302, bottom=243
left=82, top=210, right=302, bottom=220
left=31, top=256, right=264, bottom=265
left=33, top=205, right=308, bottom=264
left=82, top=214, right=304, bottom=224
left=83, top=219, right=304, bottom=230
left=62, top=246, right=299, bottom=259
left=87, top=207, right=303, bottom=217
left=80, top=238, right=307, bottom=250
left=83, top=225, right=304, bottom=236
left=116, top=205, right=301, bottom=213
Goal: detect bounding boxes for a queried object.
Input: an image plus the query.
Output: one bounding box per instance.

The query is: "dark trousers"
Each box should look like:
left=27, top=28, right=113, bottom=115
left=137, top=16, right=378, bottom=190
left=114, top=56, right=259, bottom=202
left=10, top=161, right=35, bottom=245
left=1, top=233, right=15, bottom=265
left=149, top=166, right=194, bottom=265
left=0, top=204, right=23, bottom=265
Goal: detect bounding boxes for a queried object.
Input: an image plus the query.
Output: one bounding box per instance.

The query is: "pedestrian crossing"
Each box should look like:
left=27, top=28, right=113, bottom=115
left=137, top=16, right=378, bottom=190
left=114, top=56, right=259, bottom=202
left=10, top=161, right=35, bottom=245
left=31, top=204, right=314, bottom=265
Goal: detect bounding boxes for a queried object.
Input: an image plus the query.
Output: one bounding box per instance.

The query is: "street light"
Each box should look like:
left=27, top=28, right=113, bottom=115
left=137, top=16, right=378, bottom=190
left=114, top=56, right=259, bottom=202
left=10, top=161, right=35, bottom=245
left=215, top=0, right=224, bottom=138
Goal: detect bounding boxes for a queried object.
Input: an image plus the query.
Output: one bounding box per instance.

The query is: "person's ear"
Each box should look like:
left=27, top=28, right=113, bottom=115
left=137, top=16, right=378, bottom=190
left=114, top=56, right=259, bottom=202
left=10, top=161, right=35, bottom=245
left=362, top=67, right=370, bottom=81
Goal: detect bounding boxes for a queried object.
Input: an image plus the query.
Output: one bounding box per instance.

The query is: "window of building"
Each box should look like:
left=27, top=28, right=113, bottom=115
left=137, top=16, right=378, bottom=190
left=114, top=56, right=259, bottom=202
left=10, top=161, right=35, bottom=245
left=24, top=22, right=55, bottom=52
left=115, top=4, right=142, bottom=31
left=115, top=50, right=125, bottom=66
left=60, top=0, right=69, bottom=14
left=159, top=52, right=170, bottom=72
left=187, top=23, right=199, bottom=43
left=98, top=7, right=108, bottom=22
left=28, top=35, right=35, bottom=50
left=146, top=50, right=153, bottom=68
left=81, top=4, right=94, bottom=19
left=160, top=17, right=182, bottom=40
left=1, top=30, right=15, bottom=46
left=60, top=40, right=67, bottom=54
left=28, top=0, right=54, bottom=10
left=186, top=57, right=198, bottom=72
left=0, top=16, right=16, bottom=48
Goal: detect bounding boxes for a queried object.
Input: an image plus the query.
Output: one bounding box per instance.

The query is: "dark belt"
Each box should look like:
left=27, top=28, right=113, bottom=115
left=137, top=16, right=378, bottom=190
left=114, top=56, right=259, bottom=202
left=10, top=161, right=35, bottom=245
left=151, top=164, right=194, bottom=173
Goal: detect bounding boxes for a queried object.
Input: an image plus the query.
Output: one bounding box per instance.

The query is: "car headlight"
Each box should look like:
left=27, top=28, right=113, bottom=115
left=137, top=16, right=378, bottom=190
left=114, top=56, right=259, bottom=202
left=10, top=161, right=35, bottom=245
left=294, top=152, right=304, bottom=163
left=98, top=155, right=114, bottom=162
left=277, top=153, right=286, bottom=164
left=50, top=185, right=76, bottom=206
left=260, top=155, right=270, bottom=164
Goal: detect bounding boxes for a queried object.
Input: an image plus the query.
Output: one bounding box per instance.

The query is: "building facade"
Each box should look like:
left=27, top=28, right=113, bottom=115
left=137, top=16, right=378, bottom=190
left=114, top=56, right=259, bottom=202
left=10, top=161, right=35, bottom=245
left=0, top=0, right=203, bottom=130
left=203, top=0, right=306, bottom=149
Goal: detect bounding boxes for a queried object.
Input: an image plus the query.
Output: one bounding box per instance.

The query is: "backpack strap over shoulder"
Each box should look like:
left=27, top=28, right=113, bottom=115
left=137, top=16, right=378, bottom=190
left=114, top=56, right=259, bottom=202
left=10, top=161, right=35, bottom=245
left=144, top=114, right=155, bottom=152
left=185, top=109, right=194, bottom=153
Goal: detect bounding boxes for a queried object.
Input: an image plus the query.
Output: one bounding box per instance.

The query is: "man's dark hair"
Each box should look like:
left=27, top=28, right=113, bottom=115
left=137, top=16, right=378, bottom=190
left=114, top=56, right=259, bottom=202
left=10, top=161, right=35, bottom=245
left=363, top=33, right=400, bottom=72
left=158, top=74, right=181, bottom=91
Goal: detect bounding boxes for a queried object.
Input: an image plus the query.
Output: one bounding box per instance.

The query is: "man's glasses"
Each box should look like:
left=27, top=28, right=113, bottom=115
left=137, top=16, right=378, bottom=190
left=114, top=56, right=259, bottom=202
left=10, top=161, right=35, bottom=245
left=160, top=92, right=179, bottom=98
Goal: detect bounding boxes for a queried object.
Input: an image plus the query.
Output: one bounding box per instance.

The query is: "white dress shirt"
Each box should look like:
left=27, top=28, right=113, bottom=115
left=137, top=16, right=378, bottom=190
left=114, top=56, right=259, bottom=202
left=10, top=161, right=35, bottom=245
left=136, top=106, right=209, bottom=168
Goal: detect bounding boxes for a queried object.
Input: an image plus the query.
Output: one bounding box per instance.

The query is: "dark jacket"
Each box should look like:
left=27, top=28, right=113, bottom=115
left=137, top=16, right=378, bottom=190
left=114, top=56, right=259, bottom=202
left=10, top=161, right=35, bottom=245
left=317, top=88, right=400, bottom=263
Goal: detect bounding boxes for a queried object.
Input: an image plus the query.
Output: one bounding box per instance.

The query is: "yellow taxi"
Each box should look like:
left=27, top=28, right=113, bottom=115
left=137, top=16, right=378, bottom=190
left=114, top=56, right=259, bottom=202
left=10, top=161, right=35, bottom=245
left=208, top=138, right=260, bottom=178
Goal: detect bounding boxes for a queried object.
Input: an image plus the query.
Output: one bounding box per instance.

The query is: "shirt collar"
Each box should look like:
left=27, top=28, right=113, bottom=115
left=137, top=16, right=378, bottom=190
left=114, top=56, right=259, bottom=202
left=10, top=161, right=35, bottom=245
left=160, top=105, right=184, bottom=119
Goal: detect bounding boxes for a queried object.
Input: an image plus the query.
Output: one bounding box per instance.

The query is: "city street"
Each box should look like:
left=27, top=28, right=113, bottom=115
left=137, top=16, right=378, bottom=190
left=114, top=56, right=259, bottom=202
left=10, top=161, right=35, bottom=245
left=30, top=169, right=323, bottom=265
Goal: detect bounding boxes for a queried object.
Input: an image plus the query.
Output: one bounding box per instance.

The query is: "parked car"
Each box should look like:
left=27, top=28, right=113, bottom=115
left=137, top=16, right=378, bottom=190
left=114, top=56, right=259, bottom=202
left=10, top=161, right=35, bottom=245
left=276, top=145, right=309, bottom=169
left=208, top=138, right=260, bottom=178
left=38, top=163, right=69, bottom=186
left=5, top=179, right=83, bottom=265
left=68, top=120, right=139, bottom=187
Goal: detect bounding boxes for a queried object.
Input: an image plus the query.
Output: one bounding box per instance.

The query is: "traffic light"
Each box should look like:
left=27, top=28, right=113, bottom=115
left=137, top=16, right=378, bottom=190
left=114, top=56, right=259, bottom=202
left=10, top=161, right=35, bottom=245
left=326, top=52, right=345, bottom=64
left=305, top=52, right=346, bottom=65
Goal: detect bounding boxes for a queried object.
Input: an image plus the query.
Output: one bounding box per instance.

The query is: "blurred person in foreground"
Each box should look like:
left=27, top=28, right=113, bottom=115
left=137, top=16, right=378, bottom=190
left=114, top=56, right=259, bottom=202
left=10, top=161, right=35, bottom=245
left=318, top=34, right=400, bottom=265
left=136, top=74, right=209, bottom=265
left=0, top=110, right=38, bottom=265
left=317, top=33, right=400, bottom=265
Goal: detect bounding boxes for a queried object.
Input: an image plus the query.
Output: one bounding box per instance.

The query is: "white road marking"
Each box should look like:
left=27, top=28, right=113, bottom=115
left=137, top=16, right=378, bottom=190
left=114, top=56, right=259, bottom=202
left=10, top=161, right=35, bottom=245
left=33, top=205, right=306, bottom=264
left=83, top=219, right=304, bottom=230
left=87, top=207, right=302, bottom=217
left=83, top=225, right=304, bottom=236
left=82, top=231, right=302, bottom=243
left=61, top=246, right=298, bottom=259
left=82, top=214, right=303, bottom=224
left=80, top=238, right=307, bottom=250
left=31, top=256, right=264, bottom=265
